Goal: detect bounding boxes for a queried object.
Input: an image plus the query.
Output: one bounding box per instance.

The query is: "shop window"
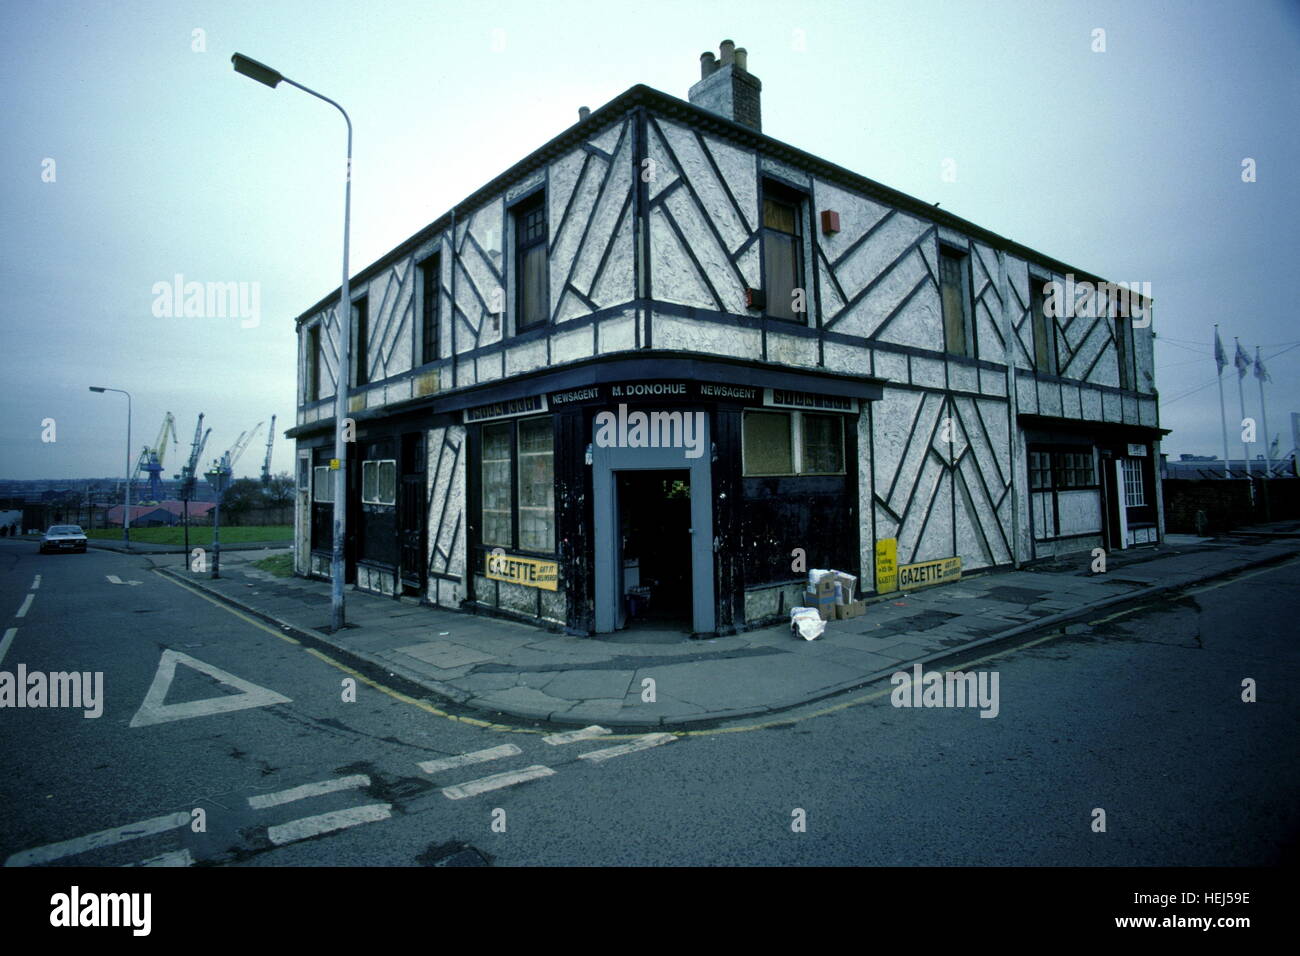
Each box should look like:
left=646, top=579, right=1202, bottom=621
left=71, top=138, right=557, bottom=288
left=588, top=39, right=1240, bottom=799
left=517, top=417, right=555, bottom=552
left=1055, top=451, right=1096, bottom=489
left=1029, top=275, right=1057, bottom=374
left=1122, top=458, right=1146, bottom=507
left=513, top=194, right=548, bottom=331
left=479, top=415, right=554, bottom=553
left=743, top=411, right=845, bottom=476
left=1029, top=451, right=1052, bottom=490
left=801, top=413, right=844, bottom=474
left=481, top=424, right=513, bottom=547
left=361, top=459, right=397, bottom=505
left=762, top=181, right=804, bottom=321
left=939, top=246, right=972, bottom=357
left=313, top=465, right=334, bottom=503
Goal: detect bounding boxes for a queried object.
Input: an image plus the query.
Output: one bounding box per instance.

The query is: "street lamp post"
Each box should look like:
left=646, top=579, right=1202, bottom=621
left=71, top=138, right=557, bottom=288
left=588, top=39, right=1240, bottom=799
left=233, top=52, right=352, bottom=632
left=89, top=386, right=132, bottom=550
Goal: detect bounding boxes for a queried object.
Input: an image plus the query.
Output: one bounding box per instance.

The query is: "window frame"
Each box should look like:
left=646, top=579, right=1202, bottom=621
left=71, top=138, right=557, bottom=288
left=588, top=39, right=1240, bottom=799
left=312, top=465, right=334, bottom=504
left=360, top=458, right=397, bottom=506
left=477, top=414, right=555, bottom=556
left=742, top=409, right=846, bottom=477
left=938, top=244, right=974, bottom=358
left=1122, top=457, right=1146, bottom=507
left=352, top=294, right=369, bottom=387
left=419, top=253, right=440, bottom=366
left=306, top=323, right=321, bottom=402
left=512, top=192, right=548, bottom=333
left=1029, top=273, right=1058, bottom=375
left=760, top=179, right=807, bottom=323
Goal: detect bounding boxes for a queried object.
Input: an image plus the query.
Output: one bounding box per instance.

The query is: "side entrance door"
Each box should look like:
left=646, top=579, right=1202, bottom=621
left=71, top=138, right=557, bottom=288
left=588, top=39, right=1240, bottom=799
left=399, top=432, right=427, bottom=594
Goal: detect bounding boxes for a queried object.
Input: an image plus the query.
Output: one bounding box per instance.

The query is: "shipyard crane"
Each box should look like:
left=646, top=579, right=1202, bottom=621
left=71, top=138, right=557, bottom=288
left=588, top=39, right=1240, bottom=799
left=260, top=415, right=277, bottom=486
left=135, top=412, right=178, bottom=504
left=224, top=420, right=264, bottom=474
left=176, top=413, right=211, bottom=501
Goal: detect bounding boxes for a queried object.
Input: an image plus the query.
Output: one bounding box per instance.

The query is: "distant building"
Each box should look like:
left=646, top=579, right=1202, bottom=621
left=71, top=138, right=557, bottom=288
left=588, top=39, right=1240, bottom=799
left=1162, top=453, right=1295, bottom=480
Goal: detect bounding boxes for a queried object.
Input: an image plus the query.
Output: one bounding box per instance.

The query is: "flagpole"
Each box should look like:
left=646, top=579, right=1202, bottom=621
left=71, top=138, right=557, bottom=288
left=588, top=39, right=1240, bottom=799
left=1235, top=337, right=1251, bottom=480
left=1256, top=346, right=1273, bottom=478
left=1216, top=325, right=1230, bottom=477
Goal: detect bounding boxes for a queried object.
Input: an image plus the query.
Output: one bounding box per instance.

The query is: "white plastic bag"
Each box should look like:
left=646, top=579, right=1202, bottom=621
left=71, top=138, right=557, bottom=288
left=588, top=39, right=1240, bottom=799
left=790, top=606, right=826, bottom=641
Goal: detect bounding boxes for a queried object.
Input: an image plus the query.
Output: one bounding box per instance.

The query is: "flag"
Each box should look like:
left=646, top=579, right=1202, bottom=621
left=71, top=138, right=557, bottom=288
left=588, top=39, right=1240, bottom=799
left=1214, top=328, right=1227, bottom=374
left=1254, top=347, right=1271, bottom=383
left=1234, top=340, right=1250, bottom=379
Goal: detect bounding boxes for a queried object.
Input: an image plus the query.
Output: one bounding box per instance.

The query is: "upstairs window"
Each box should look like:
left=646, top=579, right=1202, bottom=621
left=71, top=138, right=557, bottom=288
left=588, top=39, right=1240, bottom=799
left=306, top=323, right=321, bottom=401
left=513, top=195, right=548, bottom=331
left=352, top=295, right=369, bottom=387
left=762, top=182, right=804, bottom=321
left=1113, top=291, right=1137, bottom=390
left=420, top=254, right=440, bottom=365
left=939, top=247, right=972, bottom=356
left=1029, top=275, right=1058, bottom=374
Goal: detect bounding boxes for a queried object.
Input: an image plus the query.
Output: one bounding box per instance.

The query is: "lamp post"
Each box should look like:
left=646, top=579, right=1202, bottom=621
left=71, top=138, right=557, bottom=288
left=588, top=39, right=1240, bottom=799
left=233, top=52, right=352, bottom=631
left=89, top=386, right=132, bottom=550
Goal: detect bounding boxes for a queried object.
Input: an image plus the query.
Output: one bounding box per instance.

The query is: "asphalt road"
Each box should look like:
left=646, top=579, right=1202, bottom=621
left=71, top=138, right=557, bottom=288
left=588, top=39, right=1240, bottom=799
left=1, top=537, right=1296, bottom=866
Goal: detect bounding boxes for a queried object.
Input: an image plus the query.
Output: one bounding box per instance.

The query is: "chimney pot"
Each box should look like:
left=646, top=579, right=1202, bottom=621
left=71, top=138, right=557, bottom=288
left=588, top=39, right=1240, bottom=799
left=719, top=39, right=735, bottom=65
left=734, top=47, right=747, bottom=71
left=578, top=106, right=591, bottom=122
left=699, top=51, right=717, bottom=78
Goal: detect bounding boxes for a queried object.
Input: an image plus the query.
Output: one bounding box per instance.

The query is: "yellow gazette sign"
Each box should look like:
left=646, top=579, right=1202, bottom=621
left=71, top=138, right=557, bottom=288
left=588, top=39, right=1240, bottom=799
left=874, top=538, right=898, bottom=594
left=897, top=556, right=962, bottom=592
left=486, top=552, right=559, bottom=591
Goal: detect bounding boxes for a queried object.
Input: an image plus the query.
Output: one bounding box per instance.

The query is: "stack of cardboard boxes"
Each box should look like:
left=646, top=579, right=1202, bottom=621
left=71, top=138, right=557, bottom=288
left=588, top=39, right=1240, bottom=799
left=804, top=570, right=865, bottom=621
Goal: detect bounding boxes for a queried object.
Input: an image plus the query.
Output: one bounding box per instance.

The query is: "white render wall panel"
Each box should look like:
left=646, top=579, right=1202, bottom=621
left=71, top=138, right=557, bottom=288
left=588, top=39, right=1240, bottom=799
left=650, top=206, right=716, bottom=308
left=657, top=121, right=749, bottom=254
left=662, top=186, right=747, bottom=311
left=653, top=312, right=761, bottom=356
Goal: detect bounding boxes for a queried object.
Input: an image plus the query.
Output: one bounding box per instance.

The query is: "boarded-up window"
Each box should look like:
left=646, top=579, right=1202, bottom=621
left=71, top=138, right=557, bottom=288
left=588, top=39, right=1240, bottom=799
left=1030, top=276, right=1056, bottom=374
left=743, top=411, right=794, bottom=475
left=762, top=187, right=802, bottom=321
left=481, top=424, right=512, bottom=546
left=939, top=248, right=969, bottom=356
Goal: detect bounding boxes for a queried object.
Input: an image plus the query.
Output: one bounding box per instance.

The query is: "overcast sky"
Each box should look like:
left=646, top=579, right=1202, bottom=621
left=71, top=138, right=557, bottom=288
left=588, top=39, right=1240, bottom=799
left=2, top=0, right=1297, bottom=480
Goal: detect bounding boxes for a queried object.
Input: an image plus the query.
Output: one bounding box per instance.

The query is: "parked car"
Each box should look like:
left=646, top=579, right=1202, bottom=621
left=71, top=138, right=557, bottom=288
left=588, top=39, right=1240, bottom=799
left=40, top=525, right=88, bottom=554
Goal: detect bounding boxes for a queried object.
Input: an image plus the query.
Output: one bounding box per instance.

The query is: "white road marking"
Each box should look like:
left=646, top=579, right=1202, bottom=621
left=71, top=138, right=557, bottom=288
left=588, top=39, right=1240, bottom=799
left=578, top=733, right=676, bottom=764
left=126, top=848, right=194, bottom=867
left=129, top=649, right=292, bottom=728
left=418, top=744, right=521, bottom=774
left=30, top=575, right=40, bottom=590
left=248, top=774, right=370, bottom=810
left=0, top=628, right=15, bottom=666
left=4, top=811, right=191, bottom=867
left=15, top=594, right=33, bottom=618
left=441, top=765, right=555, bottom=800
left=267, top=804, right=392, bottom=846
left=543, top=725, right=611, bottom=746
left=106, top=575, right=121, bottom=585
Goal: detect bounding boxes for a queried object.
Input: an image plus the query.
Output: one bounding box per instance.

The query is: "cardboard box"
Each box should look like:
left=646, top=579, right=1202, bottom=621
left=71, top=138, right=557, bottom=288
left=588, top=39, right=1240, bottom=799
left=834, top=601, right=865, bottom=620
left=803, top=589, right=835, bottom=621
left=832, top=572, right=857, bottom=604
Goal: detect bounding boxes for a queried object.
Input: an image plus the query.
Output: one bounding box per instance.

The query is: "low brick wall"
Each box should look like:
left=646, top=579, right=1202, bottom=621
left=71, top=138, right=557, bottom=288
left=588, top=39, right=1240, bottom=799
left=1163, top=478, right=1300, bottom=533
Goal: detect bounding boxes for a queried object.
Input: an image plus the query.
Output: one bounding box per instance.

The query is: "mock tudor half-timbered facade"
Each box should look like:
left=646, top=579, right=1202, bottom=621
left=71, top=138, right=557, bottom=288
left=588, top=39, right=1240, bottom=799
left=288, top=41, right=1165, bottom=638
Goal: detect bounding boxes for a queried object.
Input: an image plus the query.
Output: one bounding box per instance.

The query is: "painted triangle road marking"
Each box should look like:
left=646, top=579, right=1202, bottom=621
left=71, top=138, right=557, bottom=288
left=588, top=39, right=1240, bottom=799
left=129, top=649, right=291, bottom=728
left=106, top=575, right=142, bottom=586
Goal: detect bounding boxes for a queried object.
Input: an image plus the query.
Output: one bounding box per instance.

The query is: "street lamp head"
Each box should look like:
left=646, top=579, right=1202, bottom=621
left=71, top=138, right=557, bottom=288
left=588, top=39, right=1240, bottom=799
left=232, top=53, right=283, bottom=89
left=88, top=386, right=105, bottom=392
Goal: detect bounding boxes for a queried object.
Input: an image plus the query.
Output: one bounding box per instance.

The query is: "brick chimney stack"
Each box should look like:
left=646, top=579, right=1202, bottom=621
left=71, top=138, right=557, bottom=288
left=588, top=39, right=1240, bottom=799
left=688, top=39, right=761, bottom=132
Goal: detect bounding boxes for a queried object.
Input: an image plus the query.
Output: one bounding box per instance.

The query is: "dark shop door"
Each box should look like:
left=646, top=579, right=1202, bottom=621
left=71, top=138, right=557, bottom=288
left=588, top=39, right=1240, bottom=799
left=616, top=469, right=692, bottom=633
left=399, top=433, right=426, bottom=594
